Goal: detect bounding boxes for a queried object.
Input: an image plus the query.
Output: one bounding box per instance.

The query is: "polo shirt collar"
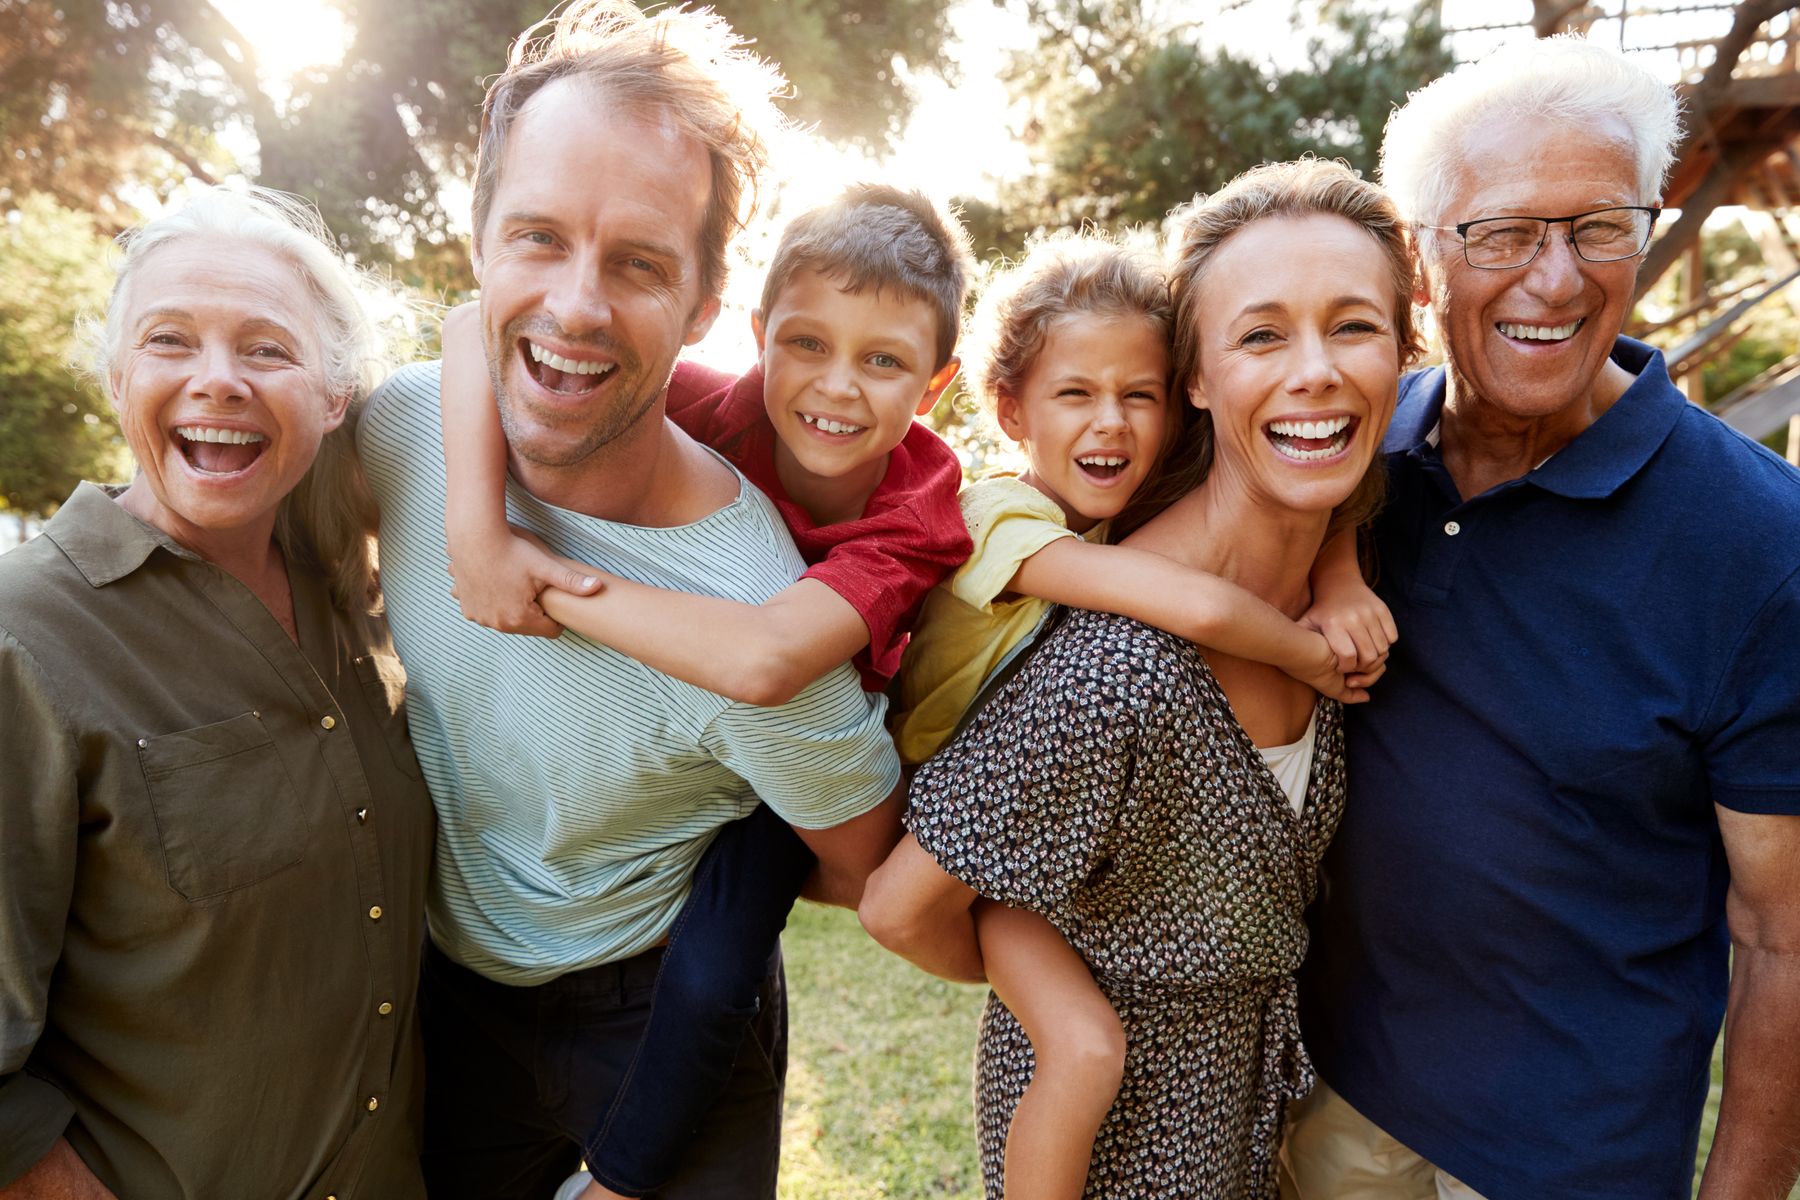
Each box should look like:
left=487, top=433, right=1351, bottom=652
left=45, top=481, right=197, bottom=588
left=1384, top=336, right=1684, bottom=501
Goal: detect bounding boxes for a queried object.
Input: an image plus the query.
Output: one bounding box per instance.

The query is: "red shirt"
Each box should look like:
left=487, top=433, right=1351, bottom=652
left=666, top=359, right=971, bottom=692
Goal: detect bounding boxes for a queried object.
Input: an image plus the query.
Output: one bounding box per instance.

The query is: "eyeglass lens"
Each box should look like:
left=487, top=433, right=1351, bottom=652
left=1462, top=208, right=1653, bottom=268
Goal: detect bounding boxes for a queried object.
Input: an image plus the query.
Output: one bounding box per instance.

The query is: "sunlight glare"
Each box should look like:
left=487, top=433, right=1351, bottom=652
left=210, top=0, right=353, bottom=87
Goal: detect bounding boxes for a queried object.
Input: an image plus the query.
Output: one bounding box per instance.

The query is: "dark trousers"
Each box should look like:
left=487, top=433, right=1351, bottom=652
left=419, top=926, right=788, bottom=1200
left=586, top=804, right=815, bottom=1194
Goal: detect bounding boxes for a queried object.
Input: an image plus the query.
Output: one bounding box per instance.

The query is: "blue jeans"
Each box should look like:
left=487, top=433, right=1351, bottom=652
left=419, top=809, right=799, bottom=1200
left=583, top=803, right=815, bottom=1194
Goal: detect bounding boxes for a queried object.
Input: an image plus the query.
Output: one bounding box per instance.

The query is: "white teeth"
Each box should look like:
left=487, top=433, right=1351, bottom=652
left=1076, top=455, right=1128, bottom=467
left=1269, top=429, right=1353, bottom=462
left=1266, top=416, right=1351, bottom=439
left=174, top=425, right=265, bottom=445
left=527, top=341, right=611, bottom=375
left=1498, top=320, right=1582, bottom=341
left=800, top=413, right=866, bottom=435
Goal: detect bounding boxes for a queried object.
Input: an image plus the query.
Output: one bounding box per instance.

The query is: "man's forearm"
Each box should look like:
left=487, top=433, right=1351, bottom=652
left=1697, top=944, right=1800, bottom=1199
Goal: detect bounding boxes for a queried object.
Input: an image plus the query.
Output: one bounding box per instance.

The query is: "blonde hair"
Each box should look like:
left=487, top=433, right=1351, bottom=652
left=473, top=0, right=788, bottom=301
left=1116, top=159, right=1423, bottom=542
left=968, top=231, right=1172, bottom=422
left=85, top=186, right=398, bottom=612
left=1382, top=36, right=1682, bottom=227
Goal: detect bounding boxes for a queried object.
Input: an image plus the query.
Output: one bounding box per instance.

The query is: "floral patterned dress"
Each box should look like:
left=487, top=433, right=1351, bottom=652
left=906, top=609, right=1346, bottom=1199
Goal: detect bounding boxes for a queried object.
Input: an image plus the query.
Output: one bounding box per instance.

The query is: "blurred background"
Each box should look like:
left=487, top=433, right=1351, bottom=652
left=3, top=0, right=1797, bottom=550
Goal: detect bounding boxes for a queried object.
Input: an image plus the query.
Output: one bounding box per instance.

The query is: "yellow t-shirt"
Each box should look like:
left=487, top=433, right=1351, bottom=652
left=891, top=476, right=1105, bottom=765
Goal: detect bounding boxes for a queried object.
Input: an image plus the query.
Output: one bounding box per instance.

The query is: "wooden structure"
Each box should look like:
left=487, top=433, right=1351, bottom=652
left=1445, top=2, right=1800, bottom=453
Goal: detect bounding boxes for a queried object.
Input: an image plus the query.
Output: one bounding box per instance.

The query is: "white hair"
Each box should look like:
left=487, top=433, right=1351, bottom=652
left=85, top=186, right=402, bottom=611
left=1380, top=36, right=1683, bottom=227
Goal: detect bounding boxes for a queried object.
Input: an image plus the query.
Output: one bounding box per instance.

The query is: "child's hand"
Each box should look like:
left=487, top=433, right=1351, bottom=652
left=1302, top=583, right=1397, bottom=692
left=1284, top=626, right=1371, bottom=704
left=447, top=524, right=603, bottom=638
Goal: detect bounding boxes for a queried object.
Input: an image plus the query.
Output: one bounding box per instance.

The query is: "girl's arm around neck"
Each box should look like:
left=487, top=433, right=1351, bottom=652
left=1008, top=537, right=1366, bottom=702
left=539, top=576, right=869, bottom=706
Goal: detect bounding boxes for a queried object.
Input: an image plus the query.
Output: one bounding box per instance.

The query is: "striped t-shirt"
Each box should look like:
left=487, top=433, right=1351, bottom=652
left=358, top=362, right=900, bottom=984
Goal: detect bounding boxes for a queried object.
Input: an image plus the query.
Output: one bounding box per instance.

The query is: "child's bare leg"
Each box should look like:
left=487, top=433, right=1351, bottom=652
left=977, top=900, right=1125, bottom=1200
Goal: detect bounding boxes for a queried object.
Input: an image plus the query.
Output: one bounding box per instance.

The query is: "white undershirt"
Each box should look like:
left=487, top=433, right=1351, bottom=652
left=1258, top=708, right=1319, bottom=817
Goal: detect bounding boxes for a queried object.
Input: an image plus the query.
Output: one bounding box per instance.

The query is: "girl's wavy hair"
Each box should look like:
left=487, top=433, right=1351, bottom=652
left=83, top=185, right=400, bottom=612
left=1113, top=159, right=1424, bottom=542
left=967, top=230, right=1173, bottom=424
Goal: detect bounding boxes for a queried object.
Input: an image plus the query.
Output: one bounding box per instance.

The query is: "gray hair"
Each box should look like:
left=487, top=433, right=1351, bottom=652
left=759, top=184, right=974, bottom=371
left=1381, top=36, right=1683, bottom=227
left=85, top=185, right=398, bottom=612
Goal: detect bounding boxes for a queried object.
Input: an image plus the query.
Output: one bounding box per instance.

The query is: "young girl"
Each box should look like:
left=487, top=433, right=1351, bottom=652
left=882, top=231, right=1393, bottom=1200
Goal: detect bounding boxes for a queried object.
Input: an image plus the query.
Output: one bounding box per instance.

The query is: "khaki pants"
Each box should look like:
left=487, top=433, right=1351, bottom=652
left=1280, top=1081, right=1490, bottom=1200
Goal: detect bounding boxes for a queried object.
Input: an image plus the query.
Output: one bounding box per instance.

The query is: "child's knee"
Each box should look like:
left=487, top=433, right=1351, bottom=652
left=1033, top=1008, right=1126, bottom=1096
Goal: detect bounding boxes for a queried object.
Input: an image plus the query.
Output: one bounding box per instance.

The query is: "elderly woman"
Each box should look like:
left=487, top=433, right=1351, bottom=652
left=0, top=188, right=432, bottom=1199
left=861, top=159, right=1419, bottom=1200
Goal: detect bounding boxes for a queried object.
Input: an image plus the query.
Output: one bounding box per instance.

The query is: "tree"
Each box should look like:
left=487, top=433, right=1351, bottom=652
left=960, top=0, right=1451, bottom=259
left=0, top=196, right=130, bottom=521
left=1, top=0, right=959, bottom=292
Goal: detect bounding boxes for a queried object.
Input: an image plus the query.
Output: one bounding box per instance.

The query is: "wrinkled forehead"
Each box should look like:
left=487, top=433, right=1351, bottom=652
left=1443, top=116, right=1644, bottom=219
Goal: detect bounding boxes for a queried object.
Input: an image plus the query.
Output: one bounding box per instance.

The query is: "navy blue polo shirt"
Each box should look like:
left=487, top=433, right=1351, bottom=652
left=1298, top=338, right=1800, bottom=1199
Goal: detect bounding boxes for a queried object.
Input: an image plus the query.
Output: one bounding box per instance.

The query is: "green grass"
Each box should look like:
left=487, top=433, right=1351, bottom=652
left=779, top=905, right=1795, bottom=1200
left=780, top=904, right=986, bottom=1199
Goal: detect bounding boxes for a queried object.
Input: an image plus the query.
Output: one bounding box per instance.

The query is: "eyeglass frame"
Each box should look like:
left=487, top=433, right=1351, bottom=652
left=1420, top=205, right=1663, bottom=271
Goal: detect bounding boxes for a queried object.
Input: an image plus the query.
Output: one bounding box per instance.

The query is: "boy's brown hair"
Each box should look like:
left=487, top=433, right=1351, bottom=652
left=759, top=184, right=974, bottom=371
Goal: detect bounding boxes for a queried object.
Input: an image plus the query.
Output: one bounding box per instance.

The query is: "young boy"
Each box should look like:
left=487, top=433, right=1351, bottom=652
left=438, top=184, right=977, bottom=1199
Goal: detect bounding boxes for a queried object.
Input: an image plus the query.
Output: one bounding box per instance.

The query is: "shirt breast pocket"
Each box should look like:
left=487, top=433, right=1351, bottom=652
left=138, top=711, right=307, bottom=901
left=353, top=652, right=424, bottom=781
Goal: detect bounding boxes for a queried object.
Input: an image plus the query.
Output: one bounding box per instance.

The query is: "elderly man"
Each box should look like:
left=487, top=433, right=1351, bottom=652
left=1289, top=38, right=1800, bottom=1200
left=356, top=4, right=900, bottom=1198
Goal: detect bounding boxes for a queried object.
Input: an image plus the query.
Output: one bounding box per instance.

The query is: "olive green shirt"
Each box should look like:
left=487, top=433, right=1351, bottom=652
left=0, top=483, right=433, bottom=1199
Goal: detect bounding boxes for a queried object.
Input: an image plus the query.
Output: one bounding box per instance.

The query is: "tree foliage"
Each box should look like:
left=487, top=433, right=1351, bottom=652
left=960, top=0, right=1452, bottom=259
left=0, top=0, right=958, bottom=293
left=0, top=196, right=129, bottom=518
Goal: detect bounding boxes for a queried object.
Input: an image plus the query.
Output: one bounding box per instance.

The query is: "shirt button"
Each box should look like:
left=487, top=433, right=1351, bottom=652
left=366, top=1096, right=380, bottom=1112
left=1443, top=520, right=1462, bottom=536
left=357, top=808, right=369, bottom=824
left=368, top=905, right=383, bottom=921
left=378, top=1001, right=393, bottom=1016
left=326, top=1195, right=338, bottom=1200
left=320, top=715, right=337, bottom=730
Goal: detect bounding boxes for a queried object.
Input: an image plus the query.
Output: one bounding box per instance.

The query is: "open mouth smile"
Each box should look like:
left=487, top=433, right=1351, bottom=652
left=799, top=412, right=867, bottom=437
left=1265, top=415, right=1357, bottom=463
left=1074, top=453, right=1131, bottom=483
left=173, top=424, right=267, bottom=476
left=1497, top=319, right=1583, bottom=345
left=523, top=338, right=618, bottom=395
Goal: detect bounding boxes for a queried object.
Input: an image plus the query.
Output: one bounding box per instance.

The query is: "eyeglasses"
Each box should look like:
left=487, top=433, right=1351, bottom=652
left=1423, top=206, right=1662, bottom=270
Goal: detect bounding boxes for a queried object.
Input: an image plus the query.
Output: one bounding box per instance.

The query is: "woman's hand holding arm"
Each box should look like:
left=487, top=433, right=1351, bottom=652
left=858, top=834, right=985, bottom=984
